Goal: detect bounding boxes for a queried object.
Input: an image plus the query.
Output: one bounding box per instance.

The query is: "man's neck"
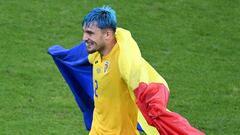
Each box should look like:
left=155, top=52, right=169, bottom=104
left=100, top=37, right=117, bottom=57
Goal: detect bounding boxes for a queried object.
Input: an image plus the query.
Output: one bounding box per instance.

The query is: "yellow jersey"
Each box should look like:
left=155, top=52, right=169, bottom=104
left=88, top=43, right=140, bottom=135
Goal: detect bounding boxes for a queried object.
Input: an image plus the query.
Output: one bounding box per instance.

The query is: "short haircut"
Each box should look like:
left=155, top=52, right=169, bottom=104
left=82, top=5, right=117, bottom=32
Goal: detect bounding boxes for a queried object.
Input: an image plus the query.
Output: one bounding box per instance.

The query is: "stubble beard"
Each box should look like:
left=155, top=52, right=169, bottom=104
left=86, top=41, right=97, bottom=54
left=86, top=42, right=105, bottom=55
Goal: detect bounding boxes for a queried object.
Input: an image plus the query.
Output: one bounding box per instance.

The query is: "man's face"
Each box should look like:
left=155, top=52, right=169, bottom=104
left=82, top=23, right=106, bottom=54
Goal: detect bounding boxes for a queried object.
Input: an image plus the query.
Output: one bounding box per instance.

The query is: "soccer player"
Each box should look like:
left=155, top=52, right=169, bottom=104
left=82, top=6, right=139, bottom=135
left=77, top=5, right=204, bottom=135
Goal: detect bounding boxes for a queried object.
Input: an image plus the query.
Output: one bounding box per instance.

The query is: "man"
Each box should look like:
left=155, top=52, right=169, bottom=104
left=49, top=5, right=205, bottom=135
left=82, top=6, right=140, bottom=135
left=82, top=5, right=204, bottom=135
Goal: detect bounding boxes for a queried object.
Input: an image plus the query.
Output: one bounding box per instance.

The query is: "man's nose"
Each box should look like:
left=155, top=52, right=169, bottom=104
left=82, top=33, right=88, bottom=41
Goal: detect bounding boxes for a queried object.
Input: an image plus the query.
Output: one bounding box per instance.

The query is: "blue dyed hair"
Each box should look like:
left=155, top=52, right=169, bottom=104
left=82, top=6, right=117, bottom=32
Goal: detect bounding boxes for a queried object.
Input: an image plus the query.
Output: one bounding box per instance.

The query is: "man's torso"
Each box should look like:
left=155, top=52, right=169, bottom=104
left=88, top=43, right=139, bottom=135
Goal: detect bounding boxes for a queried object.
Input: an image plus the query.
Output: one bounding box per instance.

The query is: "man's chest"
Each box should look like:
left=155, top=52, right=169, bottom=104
left=92, top=55, right=121, bottom=97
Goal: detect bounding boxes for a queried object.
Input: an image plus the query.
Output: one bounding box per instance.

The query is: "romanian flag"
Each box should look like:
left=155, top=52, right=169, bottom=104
left=48, top=28, right=205, bottom=135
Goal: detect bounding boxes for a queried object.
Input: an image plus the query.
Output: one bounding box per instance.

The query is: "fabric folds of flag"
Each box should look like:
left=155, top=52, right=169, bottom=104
left=48, top=28, right=205, bottom=135
left=48, top=43, right=94, bottom=130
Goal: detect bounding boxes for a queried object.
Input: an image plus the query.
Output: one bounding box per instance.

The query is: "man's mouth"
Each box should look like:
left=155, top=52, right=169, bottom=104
left=86, top=41, right=94, bottom=48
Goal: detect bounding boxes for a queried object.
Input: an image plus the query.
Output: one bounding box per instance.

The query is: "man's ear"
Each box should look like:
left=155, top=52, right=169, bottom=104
left=104, top=29, right=114, bottom=40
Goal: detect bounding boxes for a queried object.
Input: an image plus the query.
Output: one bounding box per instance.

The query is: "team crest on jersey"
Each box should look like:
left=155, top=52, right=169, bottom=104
left=104, top=61, right=110, bottom=74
